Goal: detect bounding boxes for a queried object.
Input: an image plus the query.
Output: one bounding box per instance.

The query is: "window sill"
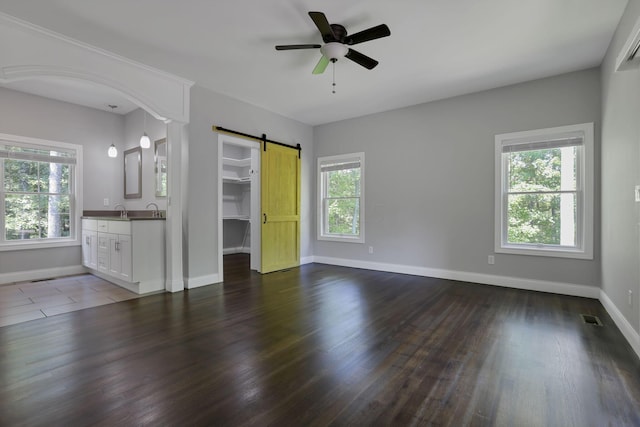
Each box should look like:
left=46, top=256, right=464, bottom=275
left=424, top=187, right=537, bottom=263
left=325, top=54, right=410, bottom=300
left=495, top=244, right=592, bottom=260
left=0, top=239, right=80, bottom=252
left=318, top=235, right=364, bottom=244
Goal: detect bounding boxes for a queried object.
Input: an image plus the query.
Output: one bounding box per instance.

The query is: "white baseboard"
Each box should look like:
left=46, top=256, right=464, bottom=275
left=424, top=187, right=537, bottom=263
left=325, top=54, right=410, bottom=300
left=185, top=273, right=221, bottom=289
left=312, top=256, right=600, bottom=299
left=300, top=256, right=314, bottom=265
left=223, top=247, right=250, bottom=255
left=600, top=290, right=640, bottom=360
left=0, top=265, right=86, bottom=285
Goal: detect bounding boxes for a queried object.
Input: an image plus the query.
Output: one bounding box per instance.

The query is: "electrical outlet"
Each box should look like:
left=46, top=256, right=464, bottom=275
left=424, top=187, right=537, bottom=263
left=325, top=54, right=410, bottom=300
left=636, top=186, right=640, bottom=202
left=368, top=246, right=373, bottom=254
left=629, top=290, right=633, bottom=306
left=488, top=255, right=495, bottom=265
left=103, top=198, right=109, bottom=207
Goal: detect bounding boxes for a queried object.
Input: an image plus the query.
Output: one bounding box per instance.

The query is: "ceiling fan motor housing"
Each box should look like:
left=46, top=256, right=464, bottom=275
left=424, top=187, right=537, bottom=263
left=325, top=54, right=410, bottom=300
left=326, top=24, right=347, bottom=43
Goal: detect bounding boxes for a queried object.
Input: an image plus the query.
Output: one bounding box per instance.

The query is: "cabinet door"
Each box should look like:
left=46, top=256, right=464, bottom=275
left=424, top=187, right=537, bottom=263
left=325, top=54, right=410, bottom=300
left=97, top=233, right=109, bottom=273
left=81, top=231, right=91, bottom=267
left=117, top=234, right=132, bottom=281
left=108, top=234, right=121, bottom=277
left=84, top=231, right=98, bottom=269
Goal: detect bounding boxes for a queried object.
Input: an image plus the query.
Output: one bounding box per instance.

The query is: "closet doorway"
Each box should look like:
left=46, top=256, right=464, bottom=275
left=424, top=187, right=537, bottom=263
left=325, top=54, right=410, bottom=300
left=218, top=134, right=261, bottom=277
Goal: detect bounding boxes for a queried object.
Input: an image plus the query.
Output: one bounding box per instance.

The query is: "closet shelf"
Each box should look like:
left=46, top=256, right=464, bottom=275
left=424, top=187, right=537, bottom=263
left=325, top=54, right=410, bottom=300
left=222, top=157, right=251, bottom=167
left=223, top=215, right=250, bottom=221
left=223, top=176, right=251, bottom=184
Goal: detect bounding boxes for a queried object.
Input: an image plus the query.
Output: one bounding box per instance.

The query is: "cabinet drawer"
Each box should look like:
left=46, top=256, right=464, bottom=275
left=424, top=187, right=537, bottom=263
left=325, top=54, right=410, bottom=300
left=82, top=219, right=97, bottom=231
left=97, top=221, right=109, bottom=232
left=108, top=221, right=130, bottom=235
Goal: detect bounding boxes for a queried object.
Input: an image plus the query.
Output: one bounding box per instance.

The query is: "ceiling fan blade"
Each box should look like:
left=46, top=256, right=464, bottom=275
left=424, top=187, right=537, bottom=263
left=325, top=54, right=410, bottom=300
left=309, top=11, right=336, bottom=41
left=346, top=24, right=391, bottom=45
left=312, top=56, right=330, bottom=74
left=275, top=44, right=321, bottom=51
left=345, top=49, right=379, bottom=70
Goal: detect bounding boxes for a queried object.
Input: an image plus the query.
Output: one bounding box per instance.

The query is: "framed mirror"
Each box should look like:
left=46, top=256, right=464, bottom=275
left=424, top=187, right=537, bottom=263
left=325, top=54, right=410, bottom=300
left=154, top=138, right=167, bottom=197
left=124, top=146, right=142, bottom=199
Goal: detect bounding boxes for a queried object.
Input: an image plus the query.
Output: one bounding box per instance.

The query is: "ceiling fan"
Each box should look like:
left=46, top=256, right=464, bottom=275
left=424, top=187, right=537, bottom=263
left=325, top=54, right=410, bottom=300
left=275, top=11, right=391, bottom=75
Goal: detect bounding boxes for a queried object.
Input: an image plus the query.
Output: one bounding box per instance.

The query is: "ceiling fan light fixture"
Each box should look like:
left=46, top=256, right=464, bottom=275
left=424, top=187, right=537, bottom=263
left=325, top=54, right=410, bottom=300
left=321, top=42, right=348, bottom=60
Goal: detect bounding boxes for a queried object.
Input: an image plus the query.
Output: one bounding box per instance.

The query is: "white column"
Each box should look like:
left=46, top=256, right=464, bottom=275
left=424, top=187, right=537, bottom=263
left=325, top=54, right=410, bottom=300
left=165, top=121, right=186, bottom=292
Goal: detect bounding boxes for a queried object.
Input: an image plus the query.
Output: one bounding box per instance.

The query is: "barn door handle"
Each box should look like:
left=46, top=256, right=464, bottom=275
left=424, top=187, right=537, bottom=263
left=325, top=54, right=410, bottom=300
left=263, top=213, right=267, bottom=224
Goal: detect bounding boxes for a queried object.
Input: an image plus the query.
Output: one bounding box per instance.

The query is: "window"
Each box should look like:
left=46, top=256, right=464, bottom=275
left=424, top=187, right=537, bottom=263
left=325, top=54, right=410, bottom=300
left=318, top=152, right=365, bottom=243
left=0, top=134, right=82, bottom=250
left=494, top=123, right=593, bottom=258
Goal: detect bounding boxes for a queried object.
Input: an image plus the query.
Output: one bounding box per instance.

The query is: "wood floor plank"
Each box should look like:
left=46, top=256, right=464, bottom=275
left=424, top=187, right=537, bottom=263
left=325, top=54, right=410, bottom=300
left=0, top=255, right=639, bottom=426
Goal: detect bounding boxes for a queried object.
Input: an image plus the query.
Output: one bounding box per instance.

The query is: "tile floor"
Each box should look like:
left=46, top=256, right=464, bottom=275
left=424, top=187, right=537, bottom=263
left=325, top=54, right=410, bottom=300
left=0, top=274, right=140, bottom=327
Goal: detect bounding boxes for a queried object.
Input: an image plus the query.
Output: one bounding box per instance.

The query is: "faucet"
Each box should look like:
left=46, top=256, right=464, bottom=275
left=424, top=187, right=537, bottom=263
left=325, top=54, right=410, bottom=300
left=114, top=204, right=127, bottom=218
left=146, top=202, right=160, bottom=218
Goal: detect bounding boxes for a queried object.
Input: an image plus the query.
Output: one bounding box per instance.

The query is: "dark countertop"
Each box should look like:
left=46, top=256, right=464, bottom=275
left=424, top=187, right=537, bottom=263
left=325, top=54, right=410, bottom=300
left=82, top=216, right=165, bottom=221
left=82, top=210, right=166, bottom=221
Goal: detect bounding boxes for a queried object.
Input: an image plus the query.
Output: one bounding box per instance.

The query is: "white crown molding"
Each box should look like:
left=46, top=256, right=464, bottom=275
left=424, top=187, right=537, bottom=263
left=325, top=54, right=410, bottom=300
left=0, top=12, right=193, bottom=85
left=0, top=11, right=194, bottom=123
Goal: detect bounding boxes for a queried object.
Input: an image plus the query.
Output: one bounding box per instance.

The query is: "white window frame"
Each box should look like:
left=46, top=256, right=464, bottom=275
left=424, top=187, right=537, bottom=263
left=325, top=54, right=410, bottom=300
left=0, top=133, right=83, bottom=251
left=317, top=152, right=365, bottom=243
left=494, top=123, right=593, bottom=259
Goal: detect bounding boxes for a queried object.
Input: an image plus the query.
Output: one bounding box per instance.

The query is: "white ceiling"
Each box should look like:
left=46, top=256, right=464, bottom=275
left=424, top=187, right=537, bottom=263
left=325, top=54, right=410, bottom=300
left=0, top=0, right=628, bottom=125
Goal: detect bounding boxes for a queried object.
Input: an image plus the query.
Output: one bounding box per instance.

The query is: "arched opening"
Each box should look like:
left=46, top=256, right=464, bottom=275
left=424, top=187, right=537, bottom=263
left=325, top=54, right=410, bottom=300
left=0, top=13, right=193, bottom=292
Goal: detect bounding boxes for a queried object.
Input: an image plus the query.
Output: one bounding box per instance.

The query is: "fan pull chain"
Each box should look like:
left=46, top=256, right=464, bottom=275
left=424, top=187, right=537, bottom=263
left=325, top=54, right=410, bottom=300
left=332, top=60, right=336, bottom=94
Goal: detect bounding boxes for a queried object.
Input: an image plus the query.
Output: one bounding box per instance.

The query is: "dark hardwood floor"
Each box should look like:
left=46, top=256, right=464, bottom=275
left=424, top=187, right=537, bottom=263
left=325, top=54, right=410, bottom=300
left=1, top=254, right=639, bottom=426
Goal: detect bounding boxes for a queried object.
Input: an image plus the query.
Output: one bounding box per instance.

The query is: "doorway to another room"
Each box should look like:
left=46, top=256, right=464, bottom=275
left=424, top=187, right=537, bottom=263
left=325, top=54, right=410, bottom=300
left=218, top=134, right=261, bottom=280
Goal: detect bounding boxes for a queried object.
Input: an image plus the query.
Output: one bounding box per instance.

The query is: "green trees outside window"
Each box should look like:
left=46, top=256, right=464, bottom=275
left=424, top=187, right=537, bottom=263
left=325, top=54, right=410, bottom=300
left=1, top=137, right=78, bottom=246
left=496, top=122, right=593, bottom=258
left=318, top=152, right=364, bottom=243
left=325, top=167, right=361, bottom=236
left=506, top=147, right=577, bottom=246
left=3, top=158, right=71, bottom=240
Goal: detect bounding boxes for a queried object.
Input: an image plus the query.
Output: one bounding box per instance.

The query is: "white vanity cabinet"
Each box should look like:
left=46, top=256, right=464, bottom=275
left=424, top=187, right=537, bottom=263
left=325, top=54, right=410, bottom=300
left=82, top=218, right=165, bottom=294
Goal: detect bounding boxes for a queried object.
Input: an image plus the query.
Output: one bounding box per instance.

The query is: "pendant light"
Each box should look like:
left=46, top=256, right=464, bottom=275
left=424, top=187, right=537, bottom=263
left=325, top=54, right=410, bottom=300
left=107, top=104, right=118, bottom=157
left=140, top=111, right=151, bottom=149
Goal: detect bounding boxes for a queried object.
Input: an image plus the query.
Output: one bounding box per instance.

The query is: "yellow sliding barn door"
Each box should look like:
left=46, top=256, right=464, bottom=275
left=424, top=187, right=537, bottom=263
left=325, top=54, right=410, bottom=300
left=261, top=142, right=301, bottom=273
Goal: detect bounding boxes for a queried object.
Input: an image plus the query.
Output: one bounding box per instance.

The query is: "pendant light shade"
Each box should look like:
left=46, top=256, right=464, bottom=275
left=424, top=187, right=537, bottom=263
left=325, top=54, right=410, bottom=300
left=140, top=111, right=150, bottom=148
left=108, top=143, right=118, bottom=158
left=140, top=132, right=151, bottom=149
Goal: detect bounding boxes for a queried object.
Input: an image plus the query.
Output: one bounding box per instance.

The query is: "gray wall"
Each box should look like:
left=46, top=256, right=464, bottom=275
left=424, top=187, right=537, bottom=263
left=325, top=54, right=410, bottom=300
left=0, top=87, right=124, bottom=276
left=185, top=85, right=313, bottom=282
left=601, top=0, right=640, bottom=333
left=122, top=108, right=167, bottom=212
left=314, top=68, right=601, bottom=286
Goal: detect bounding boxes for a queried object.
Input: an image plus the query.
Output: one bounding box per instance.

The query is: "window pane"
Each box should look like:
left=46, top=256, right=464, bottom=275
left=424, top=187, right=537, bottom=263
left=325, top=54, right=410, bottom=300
left=39, top=162, right=70, bottom=194
left=327, top=198, right=360, bottom=235
left=327, top=168, right=361, bottom=198
left=3, top=159, right=39, bottom=192
left=47, top=194, right=71, bottom=238
left=507, top=193, right=576, bottom=246
left=507, top=147, right=576, bottom=192
left=5, top=194, right=70, bottom=240
left=5, top=194, right=43, bottom=240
